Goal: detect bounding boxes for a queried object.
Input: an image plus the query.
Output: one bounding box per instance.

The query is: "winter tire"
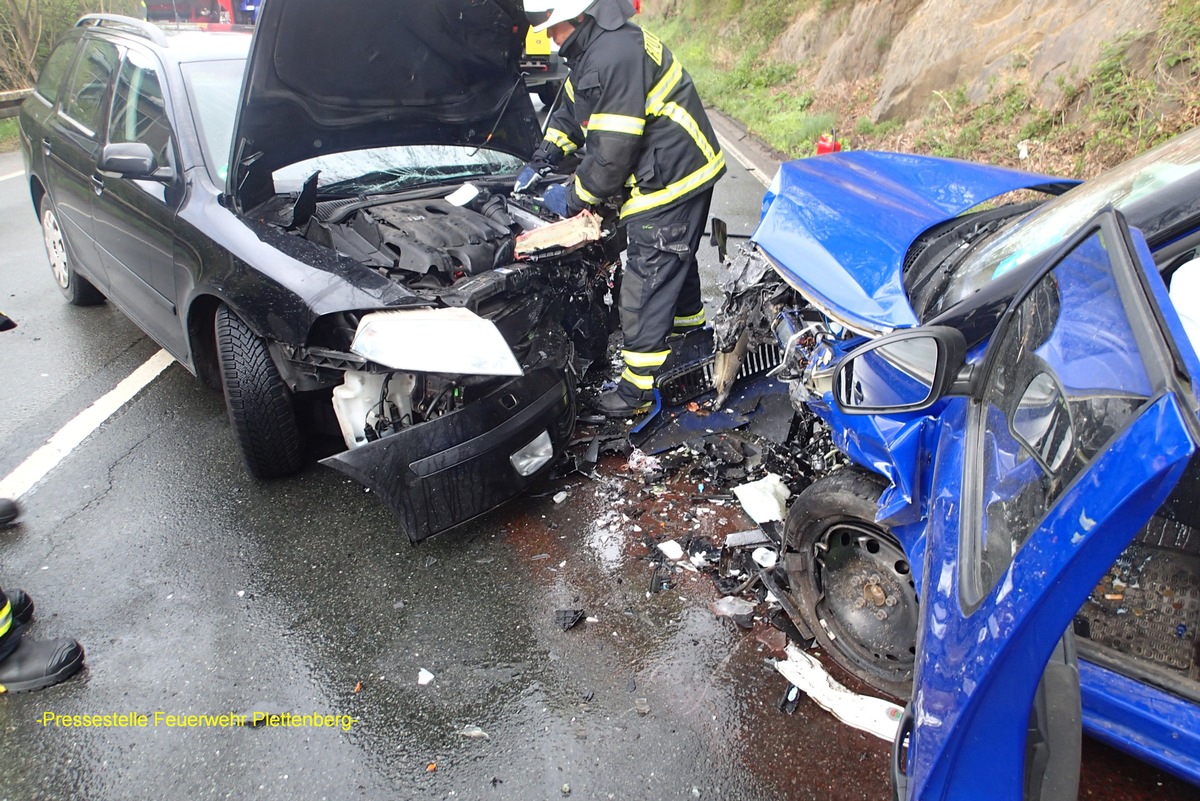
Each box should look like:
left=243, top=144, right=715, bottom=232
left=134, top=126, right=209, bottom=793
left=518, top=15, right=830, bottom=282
left=215, top=304, right=304, bottom=479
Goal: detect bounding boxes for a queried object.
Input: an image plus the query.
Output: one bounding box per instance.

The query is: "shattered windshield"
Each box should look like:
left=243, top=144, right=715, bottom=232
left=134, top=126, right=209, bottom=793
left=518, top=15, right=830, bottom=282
left=273, top=146, right=524, bottom=196
left=928, top=128, right=1200, bottom=317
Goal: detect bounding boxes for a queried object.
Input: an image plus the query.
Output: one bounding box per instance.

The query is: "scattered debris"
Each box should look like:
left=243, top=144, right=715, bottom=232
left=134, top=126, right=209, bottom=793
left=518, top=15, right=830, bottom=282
left=724, top=529, right=771, bottom=548
left=751, top=546, right=777, bottom=569
left=778, top=683, right=804, bottom=714
left=354, top=681, right=363, bottom=693
left=732, top=473, right=791, bottom=524
left=556, top=609, right=586, bottom=630
left=656, top=540, right=685, bottom=561
left=418, top=668, right=435, bottom=686
left=627, top=448, right=663, bottom=474
left=553, top=491, right=569, bottom=504
left=634, top=698, right=651, bottom=715
left=775, top=644, right=903, bottom=742
left=708, top=595, right=757, bottom=619
left=426, top=762, right=437, bottom=773
left=561, top=783, right=572, bottom=796
left=457, top=725, right=490, bottom=740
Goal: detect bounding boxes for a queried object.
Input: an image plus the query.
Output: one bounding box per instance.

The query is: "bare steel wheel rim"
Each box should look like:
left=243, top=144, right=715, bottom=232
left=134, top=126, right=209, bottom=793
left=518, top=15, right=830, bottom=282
left=812, top=520, right=919, bottom=677
left=42, top=206, right=70, bottom=289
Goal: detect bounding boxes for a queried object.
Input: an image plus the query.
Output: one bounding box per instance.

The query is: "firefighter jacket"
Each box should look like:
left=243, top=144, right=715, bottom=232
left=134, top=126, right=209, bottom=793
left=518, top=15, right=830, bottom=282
left=533, top=18, right=725, bottom=222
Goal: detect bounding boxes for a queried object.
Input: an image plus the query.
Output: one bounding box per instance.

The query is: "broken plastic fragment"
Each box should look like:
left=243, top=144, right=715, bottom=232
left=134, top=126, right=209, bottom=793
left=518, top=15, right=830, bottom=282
left=751, top=547, right=778, bottom=569
left=774, top=644, right=903, bottom=741
left=708, top=596, right=757, bottom=617
left=732, top=473, right=792, bottom=524
left=553, top=491, right=569, bottom=504
left=724, top=529, right=771, bottom=548
left=457, top=725, right=490, bottom=740
left=634, top=698, right=651, bottom=715
left=657, top=540, right=685, bottom=561
left=556, top=609, right=585, bottom=630
left=418, top=668, right=435, bottom=686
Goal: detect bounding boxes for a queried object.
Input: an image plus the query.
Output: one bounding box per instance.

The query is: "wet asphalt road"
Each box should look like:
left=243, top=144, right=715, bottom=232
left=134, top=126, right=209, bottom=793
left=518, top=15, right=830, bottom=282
left=0, top=125, right=1196, bottom=801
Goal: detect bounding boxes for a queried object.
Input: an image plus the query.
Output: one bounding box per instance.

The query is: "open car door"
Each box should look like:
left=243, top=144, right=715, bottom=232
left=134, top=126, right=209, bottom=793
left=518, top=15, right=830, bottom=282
left=839, top=210, right=1200, bottom=800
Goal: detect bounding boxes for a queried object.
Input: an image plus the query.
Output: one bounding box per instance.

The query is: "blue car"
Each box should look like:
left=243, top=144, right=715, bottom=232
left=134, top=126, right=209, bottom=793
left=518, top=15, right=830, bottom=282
left=713, top=128, right=1200, bottom=791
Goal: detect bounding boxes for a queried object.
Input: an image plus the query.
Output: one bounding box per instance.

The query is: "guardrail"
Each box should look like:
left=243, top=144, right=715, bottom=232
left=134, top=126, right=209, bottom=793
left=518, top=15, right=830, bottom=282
left=0, top=88, right=33, bottom=120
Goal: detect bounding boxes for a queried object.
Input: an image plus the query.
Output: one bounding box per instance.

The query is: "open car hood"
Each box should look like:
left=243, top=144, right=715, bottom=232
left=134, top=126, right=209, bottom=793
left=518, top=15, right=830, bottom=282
left=230, top=0, right=540, bottom=211
left=752, top=151, right=1077, bottom=333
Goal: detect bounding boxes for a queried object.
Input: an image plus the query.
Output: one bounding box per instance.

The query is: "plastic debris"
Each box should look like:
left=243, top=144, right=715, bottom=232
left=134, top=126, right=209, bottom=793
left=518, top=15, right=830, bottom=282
left=657, top=540, right=685, bottom=561
left=418, top=668, right=435, bottom=686
left=427, top=763, right=437, bottom=773
left=708, top=596, right=756, bottom=617
left=778, top=683, right=803, bottom=714
left=751, top=547, right=778, bottom=569
left=553, top=491, right=569, bottom=504
left=627, top=448, right=663, bottom=474
left=724, top=529, right=771, bottom=548
left=561, top=783, right=572, bottom=796
left=556, top=609, right=585, bottom=630
left=732, top=473, right=791, bottom=524
left=457, top=725, right=490, bottom=740
left=634, top=698, right=651, bottom=715
left=775, top=644, right=903, bottom=741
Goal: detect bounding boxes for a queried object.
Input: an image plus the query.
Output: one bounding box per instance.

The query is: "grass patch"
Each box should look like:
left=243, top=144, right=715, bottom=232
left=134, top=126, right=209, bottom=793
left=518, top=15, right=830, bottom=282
left=0, top=118, right=19, bottom=153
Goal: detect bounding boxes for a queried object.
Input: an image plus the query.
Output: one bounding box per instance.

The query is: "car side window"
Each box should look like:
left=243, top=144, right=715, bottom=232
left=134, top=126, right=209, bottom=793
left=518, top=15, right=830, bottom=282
left=35, top=39, right=81, bottom=105
left=59, top=38, right=120, bottom=136
left=108, top=50, right=174, bottom=170
left=961, top=228, right=1155, bottom=607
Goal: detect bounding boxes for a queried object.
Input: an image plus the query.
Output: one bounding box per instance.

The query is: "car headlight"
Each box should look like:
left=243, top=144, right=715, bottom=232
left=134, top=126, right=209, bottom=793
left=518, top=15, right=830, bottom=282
left=350, top=307, right=523, bottom=376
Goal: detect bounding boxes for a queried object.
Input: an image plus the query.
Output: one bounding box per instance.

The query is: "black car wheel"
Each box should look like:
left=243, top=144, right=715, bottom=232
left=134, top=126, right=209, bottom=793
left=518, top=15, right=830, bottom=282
left=40, top=196, right=105, bottom=306
left=215, top=304, right=304, bottom=479
left=784, top=468, right=918, bottom=700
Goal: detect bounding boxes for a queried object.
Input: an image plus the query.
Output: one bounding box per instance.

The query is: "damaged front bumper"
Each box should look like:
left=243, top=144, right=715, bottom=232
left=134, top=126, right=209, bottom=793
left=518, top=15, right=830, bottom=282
left=321, top=366, right=575, bottom=543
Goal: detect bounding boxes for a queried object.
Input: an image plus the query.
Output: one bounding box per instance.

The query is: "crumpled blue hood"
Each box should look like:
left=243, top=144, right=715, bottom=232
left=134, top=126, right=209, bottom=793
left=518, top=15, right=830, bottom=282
left=752, top=151, right=1076, bottom=333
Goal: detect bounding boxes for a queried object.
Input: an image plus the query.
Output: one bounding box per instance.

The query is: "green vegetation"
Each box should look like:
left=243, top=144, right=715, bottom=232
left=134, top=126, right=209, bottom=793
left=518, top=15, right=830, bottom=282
left=0, top=118, right=19, bottom=151
left=646, top=0, right=1200, bottom=175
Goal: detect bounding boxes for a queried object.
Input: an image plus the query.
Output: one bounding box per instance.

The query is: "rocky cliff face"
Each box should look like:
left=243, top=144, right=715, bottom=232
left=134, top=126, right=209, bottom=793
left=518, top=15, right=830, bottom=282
left=776, top=0, right=1157, bottom=121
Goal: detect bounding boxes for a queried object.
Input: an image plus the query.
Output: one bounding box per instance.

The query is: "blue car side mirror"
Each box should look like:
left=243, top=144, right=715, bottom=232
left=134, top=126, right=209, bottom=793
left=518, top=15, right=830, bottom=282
left=833, top=326, right=967, bottom=414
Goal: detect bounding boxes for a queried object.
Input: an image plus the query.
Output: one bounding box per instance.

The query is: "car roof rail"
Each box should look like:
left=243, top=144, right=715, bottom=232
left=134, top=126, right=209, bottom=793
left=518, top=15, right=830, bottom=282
left=76, top=14, right=170, bottom=48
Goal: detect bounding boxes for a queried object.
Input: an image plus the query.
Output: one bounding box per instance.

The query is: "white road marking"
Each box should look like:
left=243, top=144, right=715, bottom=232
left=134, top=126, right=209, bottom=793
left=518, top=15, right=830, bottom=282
left=716, top=133, right=772, bottom=188
left=0, top=349, right=176, bottom=499
left=0, top=170, right=24, bottom=183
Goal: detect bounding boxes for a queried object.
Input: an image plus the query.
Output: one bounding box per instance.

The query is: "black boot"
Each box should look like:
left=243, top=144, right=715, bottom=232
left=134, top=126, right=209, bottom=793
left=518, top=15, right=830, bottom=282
left=6, top=589, right=34, bottom=625
left=590, top=387, right=654, bottom=419
left=0, top=498, right=18, bottom=528
left=0, top=636, right=84, bottom=693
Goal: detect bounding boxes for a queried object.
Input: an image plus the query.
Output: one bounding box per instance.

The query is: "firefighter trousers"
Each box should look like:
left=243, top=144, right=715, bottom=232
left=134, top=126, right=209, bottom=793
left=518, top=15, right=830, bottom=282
left=616, top=188, right=713, bottom=398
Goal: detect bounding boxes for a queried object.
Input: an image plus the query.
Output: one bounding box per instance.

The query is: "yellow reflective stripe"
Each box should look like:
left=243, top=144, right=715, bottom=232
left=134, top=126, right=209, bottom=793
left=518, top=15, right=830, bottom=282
left=645, top=59, right=682, bottom=115
left=0, top=600, right=11, bottom=639
left=674, top=310, right=706, bottom=327
left=659, top=102, right=718, bottom=162
left=621, top=151, right=725, bottom=218
left=588, top=113, right=645, bottom=136
left=621, top=368, right=656, bottom=390
left=545, top=128, right=577, bottom=154
left=564, top=78, right=575, bottom=102
left=643, top=30, right=663, bottom=65
left=574, top=174, right=603, bottom=205
left=621, top=349, right=670, bottom=368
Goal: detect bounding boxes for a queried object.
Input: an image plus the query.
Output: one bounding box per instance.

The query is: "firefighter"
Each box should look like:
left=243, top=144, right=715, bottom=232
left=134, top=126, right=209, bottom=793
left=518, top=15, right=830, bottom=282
left=517, top=0, right=725, bottom=417
left=0, top=311, right=85, bottom=693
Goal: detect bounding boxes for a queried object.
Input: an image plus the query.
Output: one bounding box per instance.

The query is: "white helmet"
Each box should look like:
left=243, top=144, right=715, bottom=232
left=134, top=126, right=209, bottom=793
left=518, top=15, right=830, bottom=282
left=528, top=0, right=596, bottom=32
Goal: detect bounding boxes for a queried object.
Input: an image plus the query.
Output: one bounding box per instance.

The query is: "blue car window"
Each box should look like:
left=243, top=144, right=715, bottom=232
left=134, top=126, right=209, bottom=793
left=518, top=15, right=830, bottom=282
left=59, top=38, right=120, bottom=137
left=962, top=228, right=1155, bottom=607
left=109, top=51, right=174, bottom=171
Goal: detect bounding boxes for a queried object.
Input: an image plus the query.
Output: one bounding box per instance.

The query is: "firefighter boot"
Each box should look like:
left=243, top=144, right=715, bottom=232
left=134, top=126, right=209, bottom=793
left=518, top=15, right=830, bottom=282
left=0, top=636, right=84, bottom=694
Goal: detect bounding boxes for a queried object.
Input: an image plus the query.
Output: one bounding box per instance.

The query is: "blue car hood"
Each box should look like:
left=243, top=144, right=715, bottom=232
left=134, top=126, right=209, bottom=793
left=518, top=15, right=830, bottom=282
left=752, top=152, right=1076, bottom=333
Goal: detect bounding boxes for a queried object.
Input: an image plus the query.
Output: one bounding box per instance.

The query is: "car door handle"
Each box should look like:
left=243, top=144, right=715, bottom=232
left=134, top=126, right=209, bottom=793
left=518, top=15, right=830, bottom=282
left=90, top=173, right=105, bottom=194
left=41, top=137, right=52, bottom=156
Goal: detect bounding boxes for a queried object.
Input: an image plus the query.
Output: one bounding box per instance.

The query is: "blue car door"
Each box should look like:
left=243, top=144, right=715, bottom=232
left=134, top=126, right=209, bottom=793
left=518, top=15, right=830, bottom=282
left=895, top=210, right=1200, bottom=800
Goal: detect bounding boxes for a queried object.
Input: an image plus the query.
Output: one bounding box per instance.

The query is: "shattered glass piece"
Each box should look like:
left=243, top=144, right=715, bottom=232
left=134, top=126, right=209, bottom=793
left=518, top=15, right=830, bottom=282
left=709, top=596, right=757, bottom=618
left=457, top=725, right=490, bottom=740
left=751, top=547, right=778, bottom=569
left=657, top=540, right=685, bottom=561
left=418, top=668, right=435, bottom=685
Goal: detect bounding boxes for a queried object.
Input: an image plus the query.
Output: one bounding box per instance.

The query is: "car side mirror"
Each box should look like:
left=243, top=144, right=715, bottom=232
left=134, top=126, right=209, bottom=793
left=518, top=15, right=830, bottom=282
left=833, top=326, right=967, bottom=414
left=99, top=142, right=174, bottom=182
